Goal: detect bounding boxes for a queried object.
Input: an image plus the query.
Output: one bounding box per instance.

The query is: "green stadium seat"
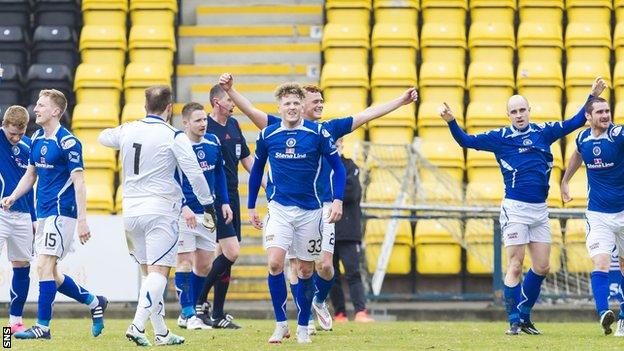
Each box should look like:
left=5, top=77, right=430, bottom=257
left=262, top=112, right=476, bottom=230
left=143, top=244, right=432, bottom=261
left=517, top=22, right=563, bottom=63
left=415, top=219, right=462, bottom=275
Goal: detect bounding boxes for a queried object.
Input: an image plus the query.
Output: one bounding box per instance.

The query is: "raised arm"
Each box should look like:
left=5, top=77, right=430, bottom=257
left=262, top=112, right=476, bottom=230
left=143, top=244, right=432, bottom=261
left=351, top=87, right=418, bottom=131
left=219, top=73, right=268, bottom=129
left=561, top=150, right=584, bottom=204
left=439, top=102, right=498, bottom=152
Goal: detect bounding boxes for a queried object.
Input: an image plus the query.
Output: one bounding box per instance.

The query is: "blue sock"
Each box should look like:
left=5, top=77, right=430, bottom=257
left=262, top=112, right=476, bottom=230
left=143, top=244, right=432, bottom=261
left=290, top=282, right=299, bottom=313
left=175, top=272, right=194, bottom=318
left=296, top=276, right=314, bottom=327
left=268, top=272, right=287, bottom=322
left=518, top=269, right=545, bottom=322
left=191, top=272, right=207, bottom=306
left=57, top=274, right=94, bottom=305
left=38, top=280, right=57, bottom=326
left=591, top=271, right=611, bottom=317
left=10, top=266, right=30, bottom=318
left=313, top=271, right=335, bottom=303
left=504, top=283, right=521, bottom=324
left=620, top=273, right=624, bottom=319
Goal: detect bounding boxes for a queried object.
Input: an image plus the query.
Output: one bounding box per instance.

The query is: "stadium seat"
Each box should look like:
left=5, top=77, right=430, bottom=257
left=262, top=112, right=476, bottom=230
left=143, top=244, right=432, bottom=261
left=74, top=63, right=123, bottom=106
left=465, top=101, right=508, bottom=132
left=564, top=22, right=611, bottom=64
left=365, top=242, right=412, bottom=275
left=366, top=144, right=409, bottom=168
left=32, top=26, right=79, bottom=68
left=115, top=184, right=122, bottom=213
left=371, top=62, right=417, bottom=89
left=72, top=103, right=119, bottom=129
left=322, top=23, right=369, bottom=64
left=528, top=101, right=562, bottom=123
left=371, top=23, right=418, bottom=64
left=123, top=63, right=171, bottom=103
left=129, top=0, right=178, bottom=25
left=79, top=26, right=127, bottom=69
left=464, top=219, right=498, bottom=274
left=614, top=22, right=624, bottom=63
left=564, top=219, right=593, bottom=273
left=466, top=147, right=497, bottom=179
left=0, top=26, right=28, bottom=71
left=84, top=169, right=115, bottom=214
left=417, top=101, right=465, bottom=129
left=613, top=61, right=624, bottom=102
left=129, top=25, right=176, bottom=69
left=320, top=63, right=369, bottom=104
left=0, top=64, right=23, bottom=105
left=563, top=169, right=588, bottom=208
left=0, top=0, right=30, bottom=29
left=25, top=64, right=74, bottom=106
left=121, top=103, right=147, bottom=123
left=465, top=176, right=504, bottom=205
left=516, top=62, right=564, bottom=104
left=369, top=126, right=414, bottom=144
left=417, top=179, right=464, bottom=204
left=419, top=62, right=465, bottom=105
left=364, top=218, right=413, bottom=243
left=325, top=0, right=371, bottom=27
left=34, top=0, right=80, bottom=27
left=516, top=22, right=563, bottom=63
left=566, top=0, right=612, bottom=23
left=468, top=22, right=515, bottom=63
left=469, top=0, right=516, bottom=24
left=419, top=140, right=465, bottom=182
left=617, top=0, right=624, bottom=22
left=565, top=61, right=611, bottom=102
left=73, top=129, right=116, bottom=170
left=420, top=22, right=466, bottom=64
left=614, top=101, right=624, bottom=124
left=421, top=0, right=467, bottom=24
left=467, top=62, right=515, bottom=102
left=373, top=0, right=418, bottom=25
left=367, top=103, right=415, bottom=127
left=518, top=0, right=564, bottom=24
left=82, top=0, right=128, bottom=27
left=415, top=219, right=462, bottom=275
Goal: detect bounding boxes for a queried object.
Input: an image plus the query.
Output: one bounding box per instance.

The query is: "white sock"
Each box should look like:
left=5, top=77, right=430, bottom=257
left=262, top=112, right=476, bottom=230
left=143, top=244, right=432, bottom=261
left=132, top=272, right=167, bottom=331
left=297, top=325, right=307, bottom=334
left=87, top=296, right=99, bottom=309
left=150, top=295, right=167, bottom=336
left=9, top=315, right=22, bottom=325
left=277, top=321, right=288, bottom=328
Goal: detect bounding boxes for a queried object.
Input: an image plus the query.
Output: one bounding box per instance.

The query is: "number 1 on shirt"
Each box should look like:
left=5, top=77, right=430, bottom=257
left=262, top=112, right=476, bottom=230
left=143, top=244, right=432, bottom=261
left=132, top=143, right=142, bottom=175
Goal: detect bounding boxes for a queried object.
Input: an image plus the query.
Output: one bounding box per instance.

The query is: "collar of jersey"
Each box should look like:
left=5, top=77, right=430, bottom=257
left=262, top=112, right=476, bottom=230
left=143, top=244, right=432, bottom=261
left=585, top=127, right=611, bottom=141
left=280, top=118, right=304, bottom=130
left=146, top=114, right=165, bottom=121
left=38, top=123, right=61, bottom=140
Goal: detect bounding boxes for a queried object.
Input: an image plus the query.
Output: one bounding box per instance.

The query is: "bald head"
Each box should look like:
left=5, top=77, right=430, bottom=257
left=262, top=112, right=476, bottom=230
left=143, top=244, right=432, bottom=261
left=507, top=95, right=531, bottom=130
left=507, top=95, right=529, bottom=112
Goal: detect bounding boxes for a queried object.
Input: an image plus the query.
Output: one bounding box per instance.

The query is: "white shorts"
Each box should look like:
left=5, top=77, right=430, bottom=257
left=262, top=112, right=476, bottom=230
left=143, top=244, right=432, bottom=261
left=500, top=199, right=551, bottom=247
left=124, top=215, right=179, bottom=267
left=285, top=202, right=335, bottom=260
left=0, top=210, right=34, bottom=262
left=177, top=214, right=216, bottom=253
left=35, top=215, right=76, bottom=260
left=263, top=201, right=322, bottom=262
left=585, top=210, right=624, bottom=258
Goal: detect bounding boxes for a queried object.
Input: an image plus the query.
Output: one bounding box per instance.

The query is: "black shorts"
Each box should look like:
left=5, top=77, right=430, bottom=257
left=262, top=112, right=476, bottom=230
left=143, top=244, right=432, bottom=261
left=217, top=196, right=240, bottom=242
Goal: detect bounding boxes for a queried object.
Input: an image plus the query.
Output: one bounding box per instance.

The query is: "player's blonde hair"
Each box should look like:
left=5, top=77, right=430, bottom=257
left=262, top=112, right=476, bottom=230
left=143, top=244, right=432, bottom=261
left=275, top=83, right=305, bottom=101
left=302, top=84, right=322, bottom=95
left=39, top=89, right=67, bottom=116
left=181, top=102, right=204, bottom=119
left=2, top=105, right=29, bottom=130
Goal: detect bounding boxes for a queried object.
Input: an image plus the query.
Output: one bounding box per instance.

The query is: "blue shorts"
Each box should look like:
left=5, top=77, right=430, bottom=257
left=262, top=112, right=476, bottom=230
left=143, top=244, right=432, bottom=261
left=216, top=200, right=238, bottom=242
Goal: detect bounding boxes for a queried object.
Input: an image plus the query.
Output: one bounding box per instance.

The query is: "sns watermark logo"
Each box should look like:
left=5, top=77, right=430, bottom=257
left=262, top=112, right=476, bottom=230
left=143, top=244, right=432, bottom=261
left=2, top=327, right=10, bottom=348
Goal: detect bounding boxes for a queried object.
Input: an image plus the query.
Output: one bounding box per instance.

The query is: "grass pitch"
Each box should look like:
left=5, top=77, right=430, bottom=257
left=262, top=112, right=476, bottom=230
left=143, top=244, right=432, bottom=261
left=6, top=319, right=624, bottom=350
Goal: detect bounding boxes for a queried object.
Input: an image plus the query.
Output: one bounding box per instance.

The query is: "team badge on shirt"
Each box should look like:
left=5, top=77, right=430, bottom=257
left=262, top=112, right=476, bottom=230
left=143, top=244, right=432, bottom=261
left=593, top=146, right=601, bottom=156
left=12, top=145, right=19, bottom=155
left=41, top=145, right=48, bottom=155
left=197, top=150, right=206, bottom=159
left=522, top=139, right=532, bottom=146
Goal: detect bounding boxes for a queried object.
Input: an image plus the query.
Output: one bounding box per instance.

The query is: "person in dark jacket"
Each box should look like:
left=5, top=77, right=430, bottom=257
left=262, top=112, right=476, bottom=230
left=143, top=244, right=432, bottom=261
left=329, top=139, right=374, bottom=323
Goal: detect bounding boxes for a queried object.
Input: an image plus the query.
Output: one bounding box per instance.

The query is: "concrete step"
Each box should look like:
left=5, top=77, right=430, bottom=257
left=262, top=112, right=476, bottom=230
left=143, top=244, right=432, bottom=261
left=178, top=25, right=321, bottom=64
left=229, top=279, right=269, bottom=293
left=176, top=64, right=319, bottom=102
left=232, top=264, right=267, bottom=278
left=193, top=42, right=321, bottom=66
left=236, top=253, right=266, bottom=265
left=191, top=83, right=280, bottom=104
left=181, top=0, right=323, bottom=25
left=196, top=5, right=323, bottom=26
left=240, top=244, right=265, bottom=257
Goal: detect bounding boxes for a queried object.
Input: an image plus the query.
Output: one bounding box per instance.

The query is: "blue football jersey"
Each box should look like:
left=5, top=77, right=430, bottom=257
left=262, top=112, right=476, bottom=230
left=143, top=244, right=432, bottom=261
left=255, top=119, right=338, bottom=210
left=29, top=126, right=84, bottom=218
left=266, top=114, right=353, bottom=203
left=576, top=125, right=624, bottom=213
left=175, top=133, right=228, bottom=214
left=0, top=129, right=35, bottom=218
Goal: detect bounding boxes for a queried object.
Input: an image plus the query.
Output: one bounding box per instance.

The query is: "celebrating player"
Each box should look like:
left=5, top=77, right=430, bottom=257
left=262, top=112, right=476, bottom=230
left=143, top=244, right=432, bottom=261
left=560, top=96, right=624, bottom=336
left=174, top=102, right=238, bottom=330
left=220, top=72, right=417, bottom=331
left=0, top=106, right=36, bottom=333
left=247, top=83, right=346, bottom=344
left=2, top=90, right=108, bottom=340
left=98, top=86, right=217, bottom=346
left=439, top=77, right=607, bottom=335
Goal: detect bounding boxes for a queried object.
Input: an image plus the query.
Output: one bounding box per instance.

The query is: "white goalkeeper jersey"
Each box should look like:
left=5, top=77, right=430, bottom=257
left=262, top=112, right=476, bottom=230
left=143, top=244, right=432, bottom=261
left=98, top=115, right=214, bottom=217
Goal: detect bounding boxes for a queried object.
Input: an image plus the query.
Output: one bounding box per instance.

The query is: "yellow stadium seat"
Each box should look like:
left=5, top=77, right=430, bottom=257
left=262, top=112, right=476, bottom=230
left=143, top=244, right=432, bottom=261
left=466, top=147, right=497, bottom=176
left=468, top=22, right=515, bottom=63
left=115, top=184, right=122, bottom=213
left=565, top=61, right=611, bottom=101
left=466, top=176, right=504, bottom=205
left=415, top=219, right=462, bottom=274
left=367, top=104, right=415, bottom=127
left=85, top=169, right=115, bottom=214
left=79, top=26, right=127, bottom=68
left=517, top=62, right=563, bottom=104
left=566, top=0, right=612, bottom=23
left=322, top=23, right=369, bottom=64
left=320, top=63, right=369, bottom=103
left=470, top=0, right=516, bottom=23
left=365, top=219, right=412, bottom=242
left=123, top=63, right=171, bottom=103
left=121, top=103, right=147, bottom=123
left=614, top=22, right=624, bottom=62
left=321, top=101, right=366, bottom=120
left=551, top=139, right=564, bottom=171
left=72, top=104, right=119, bottom=129
left=326, top=0, right=372, bottom=27
left=365, top=179, right=401, bottom=203
left=366, top=144, right=409, bottom=168
left=614, top=61, right=624, bottom=102
left=564, top=137, right=579, bottom=165
left=564, top=22, right=612, bottom=63
left=417, top=179, right=464, bottom=204
left=467, top=62, right=515, bottom=102
left=417, top=101, right=465, bottom=129
left=464, top=219, right=496, bottom=274
left=74, top=64, right=123, bottom=105
left=371, top=23, right=418, bottom=63
left=419, top=140, right=465, bottom=182
left=129, top=25, right=176, bottom=69
left=420, top=22, right=466, bottom=64
left=517, top=22, right=563, bottom=63
left=518, top=0, right=564, bottom=23
left=371, top=62, right=417, bottom=89
left=528, top=101, right=562, bottom=123
left=374, top=1, right=418, bottom=25
left=421, top=0, right=467, bottom=24
left=419, top=61, right=465, bottom=105
left=129, top=0, right=178, bottom=25
left=369, top=126, right=414, bottom=144
left=82, top=0, right=128, bottom=27
left=465, top=101, right=508, bottom=132
left=563, top=169, right=588, bottom=208
left=365, top=242, right=412, bottom=274
left=617, top=0, right=624, bottom=22
left=73, top=129, right=116, bottom=170
left=614, top=101, right=624, bottom=124
left=564, top=219, right=593, bottom=273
